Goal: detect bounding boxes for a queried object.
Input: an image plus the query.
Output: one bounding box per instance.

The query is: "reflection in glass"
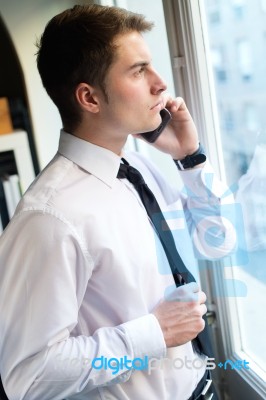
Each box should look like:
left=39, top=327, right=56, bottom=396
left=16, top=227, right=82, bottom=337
left=204, top=0, right=266, bottom=372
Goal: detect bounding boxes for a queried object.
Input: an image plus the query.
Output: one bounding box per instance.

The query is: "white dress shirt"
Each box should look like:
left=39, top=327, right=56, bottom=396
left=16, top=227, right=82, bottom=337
left=0, top=131, right=233, bottom=400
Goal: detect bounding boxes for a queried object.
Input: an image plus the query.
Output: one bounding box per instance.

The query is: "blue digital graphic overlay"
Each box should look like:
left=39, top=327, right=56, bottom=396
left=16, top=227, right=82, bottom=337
left=153, top=173, right=249, bottom=298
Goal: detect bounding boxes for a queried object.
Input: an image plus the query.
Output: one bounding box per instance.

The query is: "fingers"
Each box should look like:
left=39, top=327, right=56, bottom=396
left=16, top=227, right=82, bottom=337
left=199, top=303, right=208, bottom=317
left=198, top=290, right=207, bottom=305
left=163, top=95, right=187, bottom=114
left=153, top=285, right=208, bottom=347
left=165, top=282, right=201, bottom=302
left=162, top=93, right=173, bottom=108
left=165, top=283, right=207, bottom=326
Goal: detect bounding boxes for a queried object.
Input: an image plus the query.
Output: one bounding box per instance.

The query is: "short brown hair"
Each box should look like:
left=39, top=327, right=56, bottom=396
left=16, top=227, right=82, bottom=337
left=36, top=4, right=153, bottom=131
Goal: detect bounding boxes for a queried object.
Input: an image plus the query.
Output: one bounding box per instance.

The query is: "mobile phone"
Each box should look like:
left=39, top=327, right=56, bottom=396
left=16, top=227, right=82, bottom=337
left=141, top=108, right=171, bottom=143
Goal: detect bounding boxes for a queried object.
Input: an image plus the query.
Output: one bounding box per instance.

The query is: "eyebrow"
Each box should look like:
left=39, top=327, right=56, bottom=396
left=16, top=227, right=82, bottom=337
left=128, top=61, right=150, bottom=71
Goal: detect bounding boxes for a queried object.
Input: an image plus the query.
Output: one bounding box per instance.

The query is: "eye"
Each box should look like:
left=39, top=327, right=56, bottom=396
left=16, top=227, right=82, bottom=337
left=134, top=66, right=145, bottom=77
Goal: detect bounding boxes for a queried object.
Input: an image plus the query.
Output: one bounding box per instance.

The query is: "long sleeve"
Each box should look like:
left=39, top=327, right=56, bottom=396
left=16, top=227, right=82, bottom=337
left=0, top=135, right=232, bottom=400
left=179, top=160, right=236, bottom=261
left=0, top=210, right=165, bottom=400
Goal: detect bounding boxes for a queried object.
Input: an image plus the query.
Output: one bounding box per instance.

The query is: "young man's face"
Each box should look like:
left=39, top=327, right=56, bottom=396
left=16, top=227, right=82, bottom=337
left=100, top=31, right=167, bottom=137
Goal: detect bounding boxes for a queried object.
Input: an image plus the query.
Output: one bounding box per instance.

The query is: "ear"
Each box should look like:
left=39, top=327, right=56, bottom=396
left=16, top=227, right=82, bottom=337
left=75, top=83, right=100, bottom=113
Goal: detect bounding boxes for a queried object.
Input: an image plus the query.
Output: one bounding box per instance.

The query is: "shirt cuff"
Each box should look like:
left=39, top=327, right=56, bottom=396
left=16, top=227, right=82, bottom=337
left=120, top=314, right=166, bottom=360
left=178, top=159, right=228, bottom=199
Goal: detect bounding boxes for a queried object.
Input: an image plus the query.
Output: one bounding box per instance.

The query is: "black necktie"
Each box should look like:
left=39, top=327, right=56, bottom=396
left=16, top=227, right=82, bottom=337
left=117, top=158, right=212, bottom=356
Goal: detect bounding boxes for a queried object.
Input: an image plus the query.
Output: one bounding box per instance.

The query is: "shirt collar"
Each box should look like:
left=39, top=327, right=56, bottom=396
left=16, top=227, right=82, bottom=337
left=58, top=130, right=122, bottom=188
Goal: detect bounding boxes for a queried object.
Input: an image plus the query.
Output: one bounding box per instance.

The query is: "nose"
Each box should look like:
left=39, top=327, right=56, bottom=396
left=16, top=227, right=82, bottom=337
left=150, top=68, right=167, bottom=95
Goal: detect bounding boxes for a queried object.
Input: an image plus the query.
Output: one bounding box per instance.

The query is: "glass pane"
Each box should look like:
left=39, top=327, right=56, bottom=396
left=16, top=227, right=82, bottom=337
left=202, top=0, right=266, bottom=372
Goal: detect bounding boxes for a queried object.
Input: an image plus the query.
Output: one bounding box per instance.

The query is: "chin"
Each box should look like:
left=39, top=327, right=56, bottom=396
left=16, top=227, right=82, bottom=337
left=131, top=114, right=162, bottom=135
left=135, top=125, right=158, bottom=135
left=142, top=116, right=162, bottom=134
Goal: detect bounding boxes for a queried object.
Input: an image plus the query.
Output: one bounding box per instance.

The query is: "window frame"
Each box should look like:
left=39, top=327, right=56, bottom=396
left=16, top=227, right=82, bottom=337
left=162, top=0, right=266, bottom=398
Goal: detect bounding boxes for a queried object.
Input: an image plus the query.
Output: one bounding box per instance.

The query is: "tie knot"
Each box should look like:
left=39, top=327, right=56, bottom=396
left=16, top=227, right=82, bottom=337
left=118, top=163, right=145, bottom=185
left=127, top=166, right=146, bottom=185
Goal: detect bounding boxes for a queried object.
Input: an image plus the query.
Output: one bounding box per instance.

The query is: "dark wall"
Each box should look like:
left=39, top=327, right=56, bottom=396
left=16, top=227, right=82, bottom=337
left=0, top=14, right=39, bottom=174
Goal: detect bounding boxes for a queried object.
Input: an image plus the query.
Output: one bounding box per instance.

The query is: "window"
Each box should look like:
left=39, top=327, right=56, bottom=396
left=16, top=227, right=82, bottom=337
left=211, top=47, right=227, bottom=82
left=202, top=0, right=266, bottom=395
left=232, top=0, right=246, bottom=19
left=244, top=103, right=260, bottom=132
left=165, top=0, right=266, bottom=397
left=206, top=0, right=221, bottom=24
left=237, top=39, right=253, bottom=81
left=209, top=9, right=221, bottom=24
left=260, top=0, right=266, bottom=12
left=224, top=108, right=234, bottom=132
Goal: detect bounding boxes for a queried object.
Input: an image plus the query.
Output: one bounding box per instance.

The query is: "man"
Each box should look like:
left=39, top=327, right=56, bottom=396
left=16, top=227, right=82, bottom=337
left=0, top=4, right=233, bottom=399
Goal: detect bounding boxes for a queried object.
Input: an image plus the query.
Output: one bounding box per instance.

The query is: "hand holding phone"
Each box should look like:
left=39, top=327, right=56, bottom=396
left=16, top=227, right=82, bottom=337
left=141, top=108, right=171, bottom=143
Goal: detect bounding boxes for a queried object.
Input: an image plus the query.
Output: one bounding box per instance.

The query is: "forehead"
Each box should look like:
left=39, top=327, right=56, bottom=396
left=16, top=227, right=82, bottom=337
left=112, top=31, right=152, bottom=67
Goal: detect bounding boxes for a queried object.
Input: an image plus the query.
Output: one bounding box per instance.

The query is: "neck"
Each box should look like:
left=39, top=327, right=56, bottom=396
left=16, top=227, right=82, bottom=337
left=67, top=120, right=128, bottom=156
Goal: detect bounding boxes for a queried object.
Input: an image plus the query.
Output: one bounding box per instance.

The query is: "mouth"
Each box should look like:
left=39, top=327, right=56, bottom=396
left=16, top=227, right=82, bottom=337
left=150, top=101, right=163, bottom=111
